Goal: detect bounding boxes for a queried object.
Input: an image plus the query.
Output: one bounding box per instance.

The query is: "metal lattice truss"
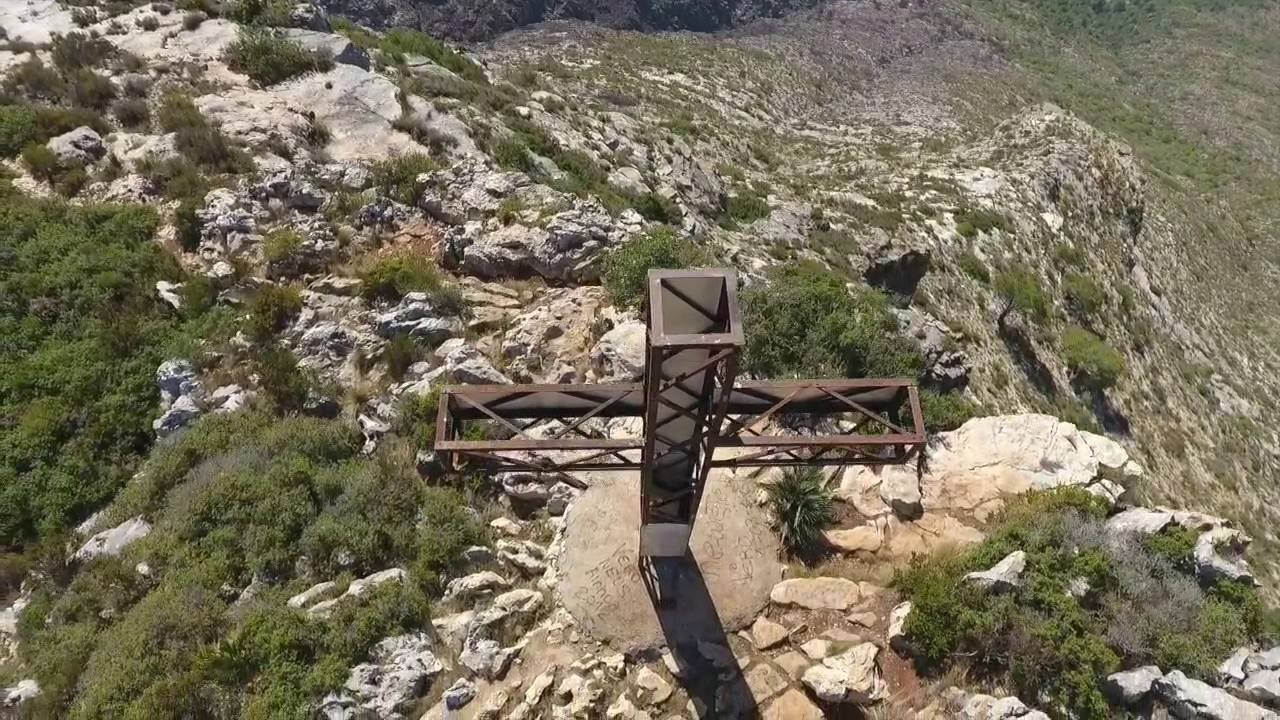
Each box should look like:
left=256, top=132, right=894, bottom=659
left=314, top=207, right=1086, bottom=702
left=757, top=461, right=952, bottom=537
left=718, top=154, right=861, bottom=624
left=435, top=269, right=925, bottom=556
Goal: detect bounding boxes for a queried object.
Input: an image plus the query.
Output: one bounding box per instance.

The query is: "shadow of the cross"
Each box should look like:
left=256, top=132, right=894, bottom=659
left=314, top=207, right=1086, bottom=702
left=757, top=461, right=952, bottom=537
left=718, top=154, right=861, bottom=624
left=639, top=556, right=761, bottom=718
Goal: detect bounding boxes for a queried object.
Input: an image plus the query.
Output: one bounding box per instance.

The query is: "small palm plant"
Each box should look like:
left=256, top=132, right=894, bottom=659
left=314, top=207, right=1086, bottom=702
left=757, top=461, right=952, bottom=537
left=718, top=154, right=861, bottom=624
left=766, top=467, right=836, bottom=555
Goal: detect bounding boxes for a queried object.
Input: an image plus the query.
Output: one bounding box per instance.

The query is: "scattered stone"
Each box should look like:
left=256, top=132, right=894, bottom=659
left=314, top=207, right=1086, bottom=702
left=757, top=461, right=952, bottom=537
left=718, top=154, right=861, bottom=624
left=773, top=651, right=810, bottom=679
left=1104, top=665, right=1162, bottom=707
left=1153, top=671, right=1276, bottom=720
left=879, top=472, right=923, bottom=519
left=800, top=639, right=831, bottom=660
left=490, top=517, right=523, bottom=536
left=770, top=577, right=861, bottom=610
left=1194, top=527, right=1256, bottom=585
left=801, top=642, right=884, bottom=704
left=887, top=601, right=913, bottom=655
left=634, top=667, right=673, bottom=706
left=590, top=319, right=646, bottom=381
left=288, top=581, right=338, bottom=609
left=346, top=568, right=406, bottom=598
left=444, top=571, right=510, bottom=601
left=762, top=688, right=823, bottom=720
left=71, top=517, right=151, bottom=562
left=696, top=640, right=737, bottom=670
left=960, top=694, right=1049, bottom=720
left=824, top=525, right=883, bottom=554
left=443, top=677, right=477, bottom=710
left=2, top=679, right=40, bottom=708
left=430, top=610, right=474, bottom=653
left=848, top=610, right=878, bottom=628
left=343, top=633, right=444, bottom=719
left=1106, top=507, right=1174, bottom=536
left=46, top=126, right=105, bottom=164
left=964, top=551, right=1026, bottom=592
left=744, top=663, right=789, bottom=700
left=751, top=616, right=789, bottom=650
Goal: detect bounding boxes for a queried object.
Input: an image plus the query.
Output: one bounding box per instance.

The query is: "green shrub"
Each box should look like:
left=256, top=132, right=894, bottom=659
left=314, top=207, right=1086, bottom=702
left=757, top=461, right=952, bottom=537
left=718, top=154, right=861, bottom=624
left=633, top=192, right=682, bottom=224
left=383, top=334, right=419, bottom=381
left=0, top=105, right=40, bottom=157
left=182, top=11, right=205, bottom=29
left=112, top=98, right=150, bottom=130
left=156, top=92, right=205, bottom=133
left=393, top=389, right=440, bottom=450
left=245, top=284, right=302, bottom=341
left=379, top=28, right=486, bottom=84
left=958, top=251, right=990, bottom=283
left=261, top=228, right=304, bottom=264
left=920, top=389, right=981, bottom=432
left=50, top=32, right=116, bottom=71
left=252, top=345, right=312, bottom=413
left=140, top=156, right=208, bottom=202
left=892, top=487, right=1280, bottom=719
left=766, top=467, right=835, bottom=555
left=954, top=207, right=1011, bottom=237
left=369, top=152, right=436, bottom=204
left=154, top=94, right=249, bottom=176
left=67, top=69, right=116, bottom=110
left=356, top=252, right=463, bottom=313
left=602, top=227, right=709, bottom=309
left=228, top=0, right=293, bottom=26
left=1061, top=326, right=1125, bottom=390
left=3, top=58, right=66, bottom=103
left=721, top=191, right=770, bottom=228
left=1055, top=243, right=1087, bottom=267
left=1063, top=272, right=1106, bottom=318
left=741, top=263, right=924, bottom=380
left=225, top=27, right=332, bottom=86
left=330, top=16, right=380, bottom=49
left=993, top=266, right=1049, bottom=328
left=0, top=196, right=208, bottom=548
left=492, top=136, right=535, bottom=173
left=21, top=143, right=61, bottom=184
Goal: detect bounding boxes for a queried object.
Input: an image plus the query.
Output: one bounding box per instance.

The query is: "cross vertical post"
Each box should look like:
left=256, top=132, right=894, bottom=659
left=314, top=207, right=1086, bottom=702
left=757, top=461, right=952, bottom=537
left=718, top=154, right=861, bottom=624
left=639, top=270, right=743, bottom=557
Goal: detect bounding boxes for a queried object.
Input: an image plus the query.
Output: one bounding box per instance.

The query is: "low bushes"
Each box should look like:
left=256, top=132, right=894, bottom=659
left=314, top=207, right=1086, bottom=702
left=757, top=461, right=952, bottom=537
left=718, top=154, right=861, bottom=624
left=741, top=263, right=924, bottom=380
left=895, top=489, right=1280, bottom=719
left=356, top=251, right=464, bottom=314
left=379, top=28, right=487, bottom=84
left=1063, top=272, right=1106, bottom=318
left=369, top=152, right=436, bottom=204
left=602, top=227, right=710, bottom=309
left=920, top=389, right=982, bottom=432
left=0, top=196, right=210, bottom=549
left=721, top=191, right=770, bottom=228
left=17, top=411, right=486, bottom=717
left=1061, top=326, right=1125, bottom=390
left=225, top=27, right=333, bottom=86
left=993, top=265, right=1050, bottom=328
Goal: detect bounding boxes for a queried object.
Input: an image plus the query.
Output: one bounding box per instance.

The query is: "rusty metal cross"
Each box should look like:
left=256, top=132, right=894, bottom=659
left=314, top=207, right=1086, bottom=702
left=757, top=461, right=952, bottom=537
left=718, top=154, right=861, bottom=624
left=435, top=269, right=925, bottom=557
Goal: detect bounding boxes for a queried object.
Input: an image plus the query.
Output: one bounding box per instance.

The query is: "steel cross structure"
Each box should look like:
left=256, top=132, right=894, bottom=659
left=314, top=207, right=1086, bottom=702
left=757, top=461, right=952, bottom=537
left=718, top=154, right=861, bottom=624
left=435, top=269, right=926, bottom=557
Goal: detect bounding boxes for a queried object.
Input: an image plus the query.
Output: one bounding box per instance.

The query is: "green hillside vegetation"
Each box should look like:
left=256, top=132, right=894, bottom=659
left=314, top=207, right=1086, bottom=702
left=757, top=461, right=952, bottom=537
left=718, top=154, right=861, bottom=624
left=0, top=193, right=221, bottom=553
left=17, top=412, right=484, bottom=718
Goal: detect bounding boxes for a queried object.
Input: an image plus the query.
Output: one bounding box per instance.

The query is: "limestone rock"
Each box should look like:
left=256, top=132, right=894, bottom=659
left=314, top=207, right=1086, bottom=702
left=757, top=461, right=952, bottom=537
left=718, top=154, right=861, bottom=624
left=879, top=471, right=923, bottom=519
left=444, top=677, right=477, bottom=709
left=343, top=633, right=444, bottom=719
left=762, top=688, right=823, bottom=720
left=444, top=571, right=509, bottom=601
left=1106, top=507, right=1174, bottom=536
left=2, top=679, right=39, bottom=709
left=1103, top=665, right=1162, bottom=707
left=773, top=650, right=810, bottom=679
left=1194, top=527, right=1256, bottom=585
left=887, top=601, right=913, bottom=655
left=964, top=550, right=1026, bottom=592
left=590, top=319, right=647, bottom=382
left=769, top=577, right=861, bottom=610
left=960, top=694, right=1049, bottom=720
left=46, top=126, right=105, bottom=164
left=801, top=642, right=884, bottom=704
left=1153, top=670, right=1277, bottom=720
left=71, top=517, right=151, bottom=562
left=288, top=581, right=339, bottom=609
left=824, top=525, right=882, bottom=554
left=750, top=616, right=789, bottom=650
left=634, top=667, right=672, bottom=706
left=743, top=662, right=789, bottom=700
left=282, top=28, right=371, bottom=69
left=374, top=292, right=465, bottom=346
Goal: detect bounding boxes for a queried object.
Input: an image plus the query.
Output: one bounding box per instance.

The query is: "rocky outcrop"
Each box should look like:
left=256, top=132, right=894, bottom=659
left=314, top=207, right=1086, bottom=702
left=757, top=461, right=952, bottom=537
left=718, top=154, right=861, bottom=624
left=1153, top=670, right=1277, bottom=720
left=339, top=633, right=445, bottom=719
left=46, top=126, right=105, bottom=165
left=801, top=642, right=884, bottom=704
left=964, top=550, right=1026, bottom=593
left=71, top=517, right=151, bottom=562
left=1218, top=646, right=1280, bottom=707
left=1104, top=665, right=1162, bottom=707
left=959, top=693, right=1050, bottom=720
left=769, top=577, right=864, bottom=611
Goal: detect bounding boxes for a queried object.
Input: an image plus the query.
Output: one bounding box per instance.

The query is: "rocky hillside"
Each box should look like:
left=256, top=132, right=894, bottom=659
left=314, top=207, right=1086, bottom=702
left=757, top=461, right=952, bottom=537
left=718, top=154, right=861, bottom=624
left=2, top=0, right=1280, bottom=717
left=312, top=0, right=823, bottom=41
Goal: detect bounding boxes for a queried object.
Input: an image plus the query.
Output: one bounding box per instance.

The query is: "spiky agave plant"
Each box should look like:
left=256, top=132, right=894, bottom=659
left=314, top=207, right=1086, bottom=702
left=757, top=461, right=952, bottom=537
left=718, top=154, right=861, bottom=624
left=766, top=467, right=835, bottom=555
